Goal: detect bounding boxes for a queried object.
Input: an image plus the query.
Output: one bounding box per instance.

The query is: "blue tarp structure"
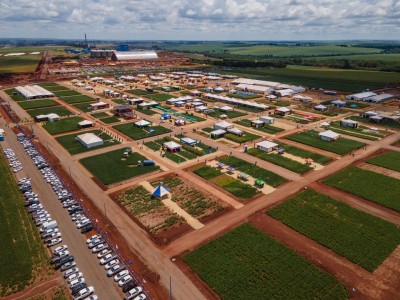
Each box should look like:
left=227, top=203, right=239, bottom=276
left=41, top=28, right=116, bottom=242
left=161, top=113, right=171, bottom=120
left=152, top=182, right=170, bottom=198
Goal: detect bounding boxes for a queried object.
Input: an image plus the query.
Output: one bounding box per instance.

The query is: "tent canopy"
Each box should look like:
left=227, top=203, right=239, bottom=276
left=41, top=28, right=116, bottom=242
left=152, top=182, right=170, bottom=198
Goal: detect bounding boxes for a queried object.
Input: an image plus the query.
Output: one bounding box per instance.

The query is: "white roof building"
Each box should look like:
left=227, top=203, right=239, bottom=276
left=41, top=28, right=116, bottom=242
left=319, top=130, right=340, bottom=141
left=255, top=141, right=279, bottom=152
left=163, top=141, right=182, bottom=150
left=276, top=107, right=291, bottom=113
left=135, top=120, right=151, bottom=127
left=220, top=105, right=234, bottom=112
left=47, top=113, right=60, bottom=122
left=346, top=92, right=377, bottom=101
left=77, top=133, right=104, bottom=148
left=214, top=121, right=234, bottom=130
left=236, top=83, right=273, bottom=94
left=364, top=94, right=394, bottom=103
left=78, top=120, right=93, bottom=127
left=111, top=51, right=158, bottom=61
left=227, top=127, right=243, bottom=136
left=203, top=93, right=269, bottom=110
left=15, top=85, right=54, bottom=99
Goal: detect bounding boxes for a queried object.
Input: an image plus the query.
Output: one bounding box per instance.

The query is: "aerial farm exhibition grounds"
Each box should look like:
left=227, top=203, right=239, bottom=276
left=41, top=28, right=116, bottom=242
left=0, top=39, right=399, bottom=300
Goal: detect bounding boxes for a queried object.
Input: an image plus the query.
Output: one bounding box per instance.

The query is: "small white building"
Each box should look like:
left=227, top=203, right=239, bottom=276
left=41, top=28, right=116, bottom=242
left=77, top=133, right=104, bottom=148
left=274, top=107, right=291, bottom=116
left=220, top=106, right=234, bottom=112
left=364, top=94, right=394, bottom=103
left=340, top=119, right=358, bottom=128
left=320, top=122, right=330, bottom=128
left=294, top=95, right=313, bottom=102
left=314, top=104, right=328, bottom=112
left=163, top=141, right=182, bottom=153
left=135, top=120, right=151, bottom=127
left=47, top=113, right=60, bottom=122
left=214, top=121, right=234, bottom=131
left=259, top=116, right=275, bottom=124
left=255, top=141, right=279, bottom=152
left=210, top=129, right=227, bottom=139
left=227, top=127, right=243, bottom=136
left=78, top=120, right=93, bottom=129
left=319, top=130, right=340, bottom=141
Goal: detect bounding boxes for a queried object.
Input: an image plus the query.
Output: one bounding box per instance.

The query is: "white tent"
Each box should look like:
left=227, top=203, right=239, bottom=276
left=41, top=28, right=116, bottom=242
left=319, top=130, right=340, bottom=141
left=255, top=141, right=279, bottom=152
left=214, top=121, right=233, bottom=130
left=77, top=133, right=104, bottom=148
left=135, top=120, right=151, bottom=127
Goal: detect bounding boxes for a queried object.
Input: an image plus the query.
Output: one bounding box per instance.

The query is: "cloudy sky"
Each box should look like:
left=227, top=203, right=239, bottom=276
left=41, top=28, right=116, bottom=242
left=0, top=0, right=399, bottom=40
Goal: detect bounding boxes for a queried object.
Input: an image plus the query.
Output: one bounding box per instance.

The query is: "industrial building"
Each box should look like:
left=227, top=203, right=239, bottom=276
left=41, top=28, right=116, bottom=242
left=364, top=94, right=394, bottom=103
left=111, top=50, right=158, bottom=61
left=15, top=85, right=54, bottom=100
left=345, top=92, right=377, bottom=101
left=90, top=50, right=114, bottom=58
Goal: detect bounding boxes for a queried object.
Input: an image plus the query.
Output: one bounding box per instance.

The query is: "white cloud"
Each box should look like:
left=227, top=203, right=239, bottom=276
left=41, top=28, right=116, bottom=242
left=0, top=0, right=398, bottom=39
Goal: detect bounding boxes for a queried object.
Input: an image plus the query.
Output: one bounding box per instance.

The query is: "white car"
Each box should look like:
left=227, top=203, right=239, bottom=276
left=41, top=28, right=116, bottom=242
left=133, top=294, right=146, bottom=300
left=86, top=235, right=101, bottom=244
left=114, top=270, right=129, bottom=282
left=67, top=272, right=83, bottom=284
left=92, top=244, right=107, bottom=253
left=47, top=238, right=62, bottom=247
left=82, top=295, right=98, bottom=300
left=56, top=250, right=69, bottom=258
left=118, top=275, right=132, bottom=287
left=77, top=220, right=91, bottom=229
left=70, top=277, right=86, bottom=288
left=100, top=254, right=116, bottom=265
left=97, top=249, right=111, bottom=259
left=104, top=259, right=119, bottom=270
left=64, top=267, right=79, bottom=278
left=125, top=287, right=143, bottom=300
left=107, top=264, right=124, bottom=277
left=53, top=245, right=68, bottom=255
left=73, top=286, right=94, bottom=300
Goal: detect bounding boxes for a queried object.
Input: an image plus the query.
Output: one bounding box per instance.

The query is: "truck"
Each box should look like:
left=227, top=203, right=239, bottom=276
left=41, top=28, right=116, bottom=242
left=41, top=220, right=58, bottom=232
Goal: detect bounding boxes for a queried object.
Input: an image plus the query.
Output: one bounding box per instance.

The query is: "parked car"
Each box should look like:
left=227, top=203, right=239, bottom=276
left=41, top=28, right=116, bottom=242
left=61, top=261, right=76, bottom=271
left=114, top=270, right=129, bottom=282
left=86, top=235, right=101, bottom=244
left=122, top=281, right=136, bottom=293
left=124, top=287, right=143, bottom=300
left=47, top=238, right=62, bottom=247
left=100, top=254, right=116, bottom=265
left=67, top=272, right=83, bottom=284
left=69, top=277, right=86, bottom=288
left=82, top=295, right=98, bottom=300
left=64, top=267, right=80, bottom=279
left=92, top=244, right=107, bottom=253
left=104, top=259, right=119, bottom=270
left=107, top=264, right=124, bottom=277
left=53, top=245, right=68, bottom=255
left=81, top=224, right=94, bottom=234
left=88, top=239, right=104, bottom=249
left=118, top=275, right=133, bottom=287
left=72, top=283, right=89, bottom=296
left=97, top=249, right=111, bottom=259
left=73, top=286, right=94, bottom=300
left=133, top=294, right=147, bottom=300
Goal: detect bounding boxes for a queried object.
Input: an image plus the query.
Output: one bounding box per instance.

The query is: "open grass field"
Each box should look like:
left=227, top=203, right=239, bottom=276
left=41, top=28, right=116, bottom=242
left=18, top=99, right=58, bottom=110
left=349, top=116, right=400, bottom=130
left=184, top=223, right=348, bottom=300
left=218, top=156, right=287, bottom=187
left=218, top=65, right=400, bottom=92
left=53, top=90, right=81, bottom=97
left=0, top=46, right=68, bottom=54
left=234, top=119, right=285, bottom=134
left=305, top=53, right=400, bottom=63
left=42, top=116, right=83, bottom=135
left=60, top=95, right=95, bottom=104
left=0, top=55, right=41, bottom=73
left=286, top=130, right=365, bottom=155
left=326, top=124, right=381, bottom=141
left=126, top=89, right=151, bottom=96
left=113, top=123, right=171, bottom=140
left=224, top=130, right=260, bottom=143
left=145, top=93, right=177, bottom=102
left=208, top=110, right=247, bottom=119
left=247, top=148, right=312, bottom=174
left=279, top=142, right=332, bottom=164
left=91, top=112, right=109, bottom=118
left=80, top=149, right=159, bottom=185
left=268, top=189, right=400, bottom=271
left=133, top=108, right=158, bottom=116
left=72, top=101, right=96, bottom=112
left=55, top=130, right=120, bottom=155
left=367, top=151, right=400, bottom=172
left=26, top=106, right=72, bottom=118
left=100, top=116, right=121, bottom=124
left=0, top=153, right=50, bottom=296
left=43, top=85, right=70, bottom=92
left=37, top=82, right=59, bottom=87
left=324, top=166, right=400, bottom=212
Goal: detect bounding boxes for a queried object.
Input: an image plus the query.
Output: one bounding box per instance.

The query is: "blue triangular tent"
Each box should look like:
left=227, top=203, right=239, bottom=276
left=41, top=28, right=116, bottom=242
left=152, top=182, right=170, bottom=198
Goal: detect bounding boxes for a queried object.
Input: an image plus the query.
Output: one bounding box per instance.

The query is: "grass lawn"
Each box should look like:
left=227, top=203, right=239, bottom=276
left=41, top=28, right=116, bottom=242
left=268, top=189, right=400, bottom=271
left=327, top=122, right=383, bottom=141
left=18, top=99, right=58, bottom=110
left=37, top=82, right=59, bottom=87
left=184, top=223, right=348, bottom=300
left=279, top=143, right=332, bottom=164
left=112, top=99, right=126, bottom=105
left=324, top=166, right=400, bottom=212
left=247, top=148, right=312, bottom=174
left=146, top=93, right=177, bottom=102
left=193, top=165, right=222, bottom=179
left=113, top=123, right=171, bottom=140
left=287, top=130, right=365, bottom=155
left=144, top=141, right=161, bottom=151
left=26, top=106, right=72, bottom=118
left=44, top=85, right=70, bottom=92
left=367, top=151, right=400, bottom=172
left=91, top=112, right=109, bottom=118
left=53, top=90, right=80, bottom=97
left=0, top=153, right=50, bottom=296
left=0, top=55, right=41, bottom=73
left=126, top=89, right=151, bottom=96
left=349, top=116, right=400, bottom=130
left=100, top=116, right=121, bottom=124
left=80, top=149, right=159, bottom=185
left=218, top=156, right=288, bottom=187
left=178, top=113, right=206, bottom=122
left=224, top=131, right=261, bottom=143
left=4, top=88, right=26, bottom=101
left=60, top=95, right=95, bottom=104
left=55, top=130, right=120, bottom=155
left=208, top=110, right=247, bottom=119
left=72, top=101, right=96, bottom=112
left=165, top=152, right=187, bottom=164
left=234, top=119, right=285, bottom=134
left=42, top=116, right=83, bottom=135
left=134, top=108, right=158, bottom=115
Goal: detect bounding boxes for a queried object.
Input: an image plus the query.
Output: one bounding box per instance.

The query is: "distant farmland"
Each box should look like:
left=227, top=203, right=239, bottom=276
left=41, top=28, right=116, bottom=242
left=0, top=55, right=41, bottom=73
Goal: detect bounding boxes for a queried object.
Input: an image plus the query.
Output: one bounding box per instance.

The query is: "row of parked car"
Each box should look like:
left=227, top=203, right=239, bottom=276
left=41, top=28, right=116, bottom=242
left=4, top=148, right=22, bottom=172
left=15, top=133, right=98, bottom=299
left=85, top=234, right=146, bottom=300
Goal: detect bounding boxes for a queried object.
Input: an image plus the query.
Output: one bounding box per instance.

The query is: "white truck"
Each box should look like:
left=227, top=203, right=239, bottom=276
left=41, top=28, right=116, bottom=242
left=40, top=220, right=58, bottom=233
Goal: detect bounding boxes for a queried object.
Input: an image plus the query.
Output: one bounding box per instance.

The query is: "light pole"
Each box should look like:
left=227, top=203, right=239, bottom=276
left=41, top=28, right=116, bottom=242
left=104, top=202, right=108, bottom=226
left=169, top=274, right=172, bottom=300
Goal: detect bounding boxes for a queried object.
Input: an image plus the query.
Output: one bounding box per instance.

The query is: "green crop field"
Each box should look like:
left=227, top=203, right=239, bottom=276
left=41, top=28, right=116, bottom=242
left=72, top=101, right=96, bottom=112
left=100, top=116, right=121, bottom=124
left=80, top=148, right=159, bottom=185
left=208, top=110, right=247, bottom=119
left=218, top=65, right=400, bottom=92
left=134, top=108, right=158, bottom=116
left=55, top=130, right=120, bottom=155
left=247, top=148, right=312, bottom=174
left=367, top=151, right=400, bottom=172
left=305, top=53, right=400, bottom=63
left=43, top=85, right=70, bottom=92
left=224, top=130, right=260, bottom=143
left=184, top=223, right=348, bottom=300
left=26, top=106, right=72, bottom=118
left=218, top=156, right=287, bottom=187
left=42, top=116, right=83, bottom=135
left=126, top=89, right=151, bottom=96
left=0, top=46, right=68, bottom=54
left=349, top=116, right=400, bottom=130
left=91, top=112, right=109, bottom=118
left=37, top=82, right=59, bottom=87
left=113, top=123, right=171, bottom=140
left=0, top=55, right=41, bottom=73
left=53, top=90, right=80, bottom=97
left=324, top=166, right=400, bottom=212
left=60, top=95, right=95, bottom=104
left=0, top=153, right=50, bottom=296
left=268, top=189, right=400, bottom=271
left=286, top=130, right=365, bottom=155
left=234, top=119, right=285, bottom=134
left=278, top=143, right=332, bottom=164
left=146, top=93, right=177, bottom=102
left=4, top=88, right=27, bottom=101
left=18, top=99, right=58, bottom=110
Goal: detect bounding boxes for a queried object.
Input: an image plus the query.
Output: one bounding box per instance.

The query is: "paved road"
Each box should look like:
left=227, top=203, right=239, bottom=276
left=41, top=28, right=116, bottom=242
left=0, top=119, right=122, bottom=300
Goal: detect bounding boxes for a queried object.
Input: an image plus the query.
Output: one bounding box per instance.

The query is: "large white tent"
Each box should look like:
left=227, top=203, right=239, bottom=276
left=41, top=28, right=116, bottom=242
left=77, top=133, right=104, bottom=148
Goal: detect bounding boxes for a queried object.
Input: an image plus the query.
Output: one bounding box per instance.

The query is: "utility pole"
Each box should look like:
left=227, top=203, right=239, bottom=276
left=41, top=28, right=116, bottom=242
left=104, top=202, right=108, bottom=226
left=169, top=274, right=172, bottom=300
